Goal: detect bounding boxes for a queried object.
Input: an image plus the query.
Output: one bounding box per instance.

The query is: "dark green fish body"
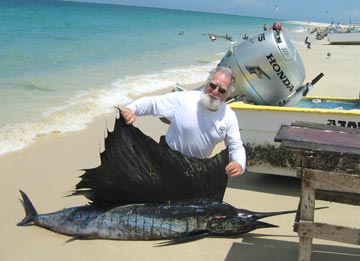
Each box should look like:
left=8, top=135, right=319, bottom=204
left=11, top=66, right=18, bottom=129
left=18, top=191, right=295, bottom=242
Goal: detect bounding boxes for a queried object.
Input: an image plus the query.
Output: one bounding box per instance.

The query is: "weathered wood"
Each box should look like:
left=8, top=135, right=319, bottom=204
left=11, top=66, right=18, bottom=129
left=300, top=183, right=315, bottom=221
left=274, top=122, right=360, bottom=261
left=298, top=221, right=360, bottom=245
left=298, top=236, right=313, bottom=261
left=298, top=183, right=316, bottom=261
left=279, top=139, right=357, bottom=155
left=291, top=121, right=360, bottom=134
left=275, top=125, right=360, bottom=155
left=275, top=121, right=360, bottom=156
left=302, top=169, right=360, bottom=194
left=276, top=123, right=360, bottom=174
left=297, top=152, right=360, bottom=174
left=276, top=126, right=360, bottom=148
left=316, top=190, right=360, bottom=205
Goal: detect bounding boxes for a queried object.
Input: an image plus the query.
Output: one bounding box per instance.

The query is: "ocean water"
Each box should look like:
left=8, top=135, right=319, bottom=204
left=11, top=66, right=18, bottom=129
left=0, top=0, right=309, bottom=156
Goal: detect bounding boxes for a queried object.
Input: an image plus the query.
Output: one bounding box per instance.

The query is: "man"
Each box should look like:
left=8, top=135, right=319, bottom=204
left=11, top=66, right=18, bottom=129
left=271, top=22, right=284, bottom=32
left=122, top=66, right=246, bottom=177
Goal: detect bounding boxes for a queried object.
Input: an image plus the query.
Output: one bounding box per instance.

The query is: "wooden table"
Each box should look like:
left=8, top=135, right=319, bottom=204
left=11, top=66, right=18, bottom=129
left=275, top=121, right=360, bottom=261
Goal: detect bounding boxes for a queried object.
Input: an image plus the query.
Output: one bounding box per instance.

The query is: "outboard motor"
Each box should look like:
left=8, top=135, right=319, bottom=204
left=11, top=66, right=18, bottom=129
left=219, top=31, right=306, bottom=105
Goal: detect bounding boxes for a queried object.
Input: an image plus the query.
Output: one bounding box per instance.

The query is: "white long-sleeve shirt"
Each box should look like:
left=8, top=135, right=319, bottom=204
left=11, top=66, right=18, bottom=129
left=126, top=90, right=246, bottom=171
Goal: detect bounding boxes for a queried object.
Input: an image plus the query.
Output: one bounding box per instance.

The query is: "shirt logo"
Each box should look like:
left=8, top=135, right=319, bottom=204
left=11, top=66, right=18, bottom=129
left=218, top=126, right=226, bottom=136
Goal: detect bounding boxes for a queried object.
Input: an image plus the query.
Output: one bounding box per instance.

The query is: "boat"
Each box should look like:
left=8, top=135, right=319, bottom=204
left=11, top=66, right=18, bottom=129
left=229, top=96, right=360, bottom=176
left=172, top=82, right=360, bottom=177
left=328, top=31, right=360, bottom=44
left=169, top=31, right=360, bottom=177
left=215, top=30, right=360, bottom=176
left=327, top=26, right=360, bottom=44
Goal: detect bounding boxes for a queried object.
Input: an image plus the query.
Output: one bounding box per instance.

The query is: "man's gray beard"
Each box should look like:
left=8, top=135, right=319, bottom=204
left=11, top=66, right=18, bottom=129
left=200, top=91, right=223, bottom=111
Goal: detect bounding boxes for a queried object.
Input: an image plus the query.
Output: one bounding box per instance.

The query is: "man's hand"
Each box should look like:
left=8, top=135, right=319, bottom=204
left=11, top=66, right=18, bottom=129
left=121, top=108, right=136, bottom=125
left=225, top=161, right=243, bottom=177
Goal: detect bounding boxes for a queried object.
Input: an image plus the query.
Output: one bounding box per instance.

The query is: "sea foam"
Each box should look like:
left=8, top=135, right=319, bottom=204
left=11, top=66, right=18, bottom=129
left=0, top=63, right=217, bottom=156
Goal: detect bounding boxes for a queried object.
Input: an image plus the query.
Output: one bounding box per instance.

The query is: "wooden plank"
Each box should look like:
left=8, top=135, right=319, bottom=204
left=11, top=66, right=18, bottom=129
left=275, top=125, right=360, bottom=150
left=298, top=236, right=313, bottom=261
left=316, top=190, right=360, bottom=205
left=296, top=167, right=303, bottom=179
left=279, top=140, right=360, bottom=155
left=300, top=183, right=315, bottom=221
left=298, top=221, right=360, bottom=245
left=303, top=169, right=360, bottom=194
left=298, top=153, right=360, bottom=174
left=277, top=122, right=360, bottom=260
left=291, top=121, right=360, bottom=134
left=298, top=169, right=316, bottom=261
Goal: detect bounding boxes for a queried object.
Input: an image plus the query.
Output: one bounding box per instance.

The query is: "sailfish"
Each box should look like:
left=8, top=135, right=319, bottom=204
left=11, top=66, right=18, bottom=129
left=17, top=109, right=313, bottom=245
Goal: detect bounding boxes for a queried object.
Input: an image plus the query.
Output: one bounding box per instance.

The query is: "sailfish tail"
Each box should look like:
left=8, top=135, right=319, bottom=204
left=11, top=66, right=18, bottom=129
left=17, top=190, right=38, bottom=226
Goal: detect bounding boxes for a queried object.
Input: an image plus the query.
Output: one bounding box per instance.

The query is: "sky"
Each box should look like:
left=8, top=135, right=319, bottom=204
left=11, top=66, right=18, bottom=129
left=69, top=0, right=360, bottom=24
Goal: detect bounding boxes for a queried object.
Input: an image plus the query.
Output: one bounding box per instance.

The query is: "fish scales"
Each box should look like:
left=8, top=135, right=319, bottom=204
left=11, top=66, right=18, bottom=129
left=31, top=200, right=227, bottom=240
left=19, top=192, right=301, bottom=242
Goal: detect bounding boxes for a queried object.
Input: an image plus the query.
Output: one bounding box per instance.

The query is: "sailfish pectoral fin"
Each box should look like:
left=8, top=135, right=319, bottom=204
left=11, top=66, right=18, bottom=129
left=64, top=235, right=90, bottom=243
left=155, top=230, right=210, bottom=247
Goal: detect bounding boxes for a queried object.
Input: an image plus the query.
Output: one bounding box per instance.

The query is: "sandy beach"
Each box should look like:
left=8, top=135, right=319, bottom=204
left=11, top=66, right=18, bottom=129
left=1, top=31, right=360, bottom=260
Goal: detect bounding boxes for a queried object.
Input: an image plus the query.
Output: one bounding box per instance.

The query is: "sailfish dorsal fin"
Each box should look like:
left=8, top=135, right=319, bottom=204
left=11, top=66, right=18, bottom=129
left=71, top=109, right=229, bottom=207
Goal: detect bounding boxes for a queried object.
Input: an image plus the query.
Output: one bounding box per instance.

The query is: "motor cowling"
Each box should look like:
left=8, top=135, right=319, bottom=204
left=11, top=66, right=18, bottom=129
left=219, top=31, right=305, bottom=105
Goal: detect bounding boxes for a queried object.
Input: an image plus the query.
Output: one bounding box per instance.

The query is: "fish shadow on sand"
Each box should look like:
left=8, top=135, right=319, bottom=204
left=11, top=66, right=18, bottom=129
left=225, top=236, right=360, bottom=261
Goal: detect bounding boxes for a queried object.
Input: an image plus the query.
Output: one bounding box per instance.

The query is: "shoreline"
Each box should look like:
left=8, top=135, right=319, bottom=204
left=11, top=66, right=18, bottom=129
left=3, top=30, right=359, bottom=160
left=286, top=20, right=330, bottom=27
left=1, top=28, right=360, bottom=260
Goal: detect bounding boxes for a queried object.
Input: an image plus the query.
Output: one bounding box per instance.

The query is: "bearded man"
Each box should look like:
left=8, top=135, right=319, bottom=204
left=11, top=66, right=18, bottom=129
left=122, top=66, right=246, bottom=177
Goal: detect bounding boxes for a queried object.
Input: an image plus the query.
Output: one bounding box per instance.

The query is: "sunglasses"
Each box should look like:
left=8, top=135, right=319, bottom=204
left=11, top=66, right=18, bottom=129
left=209, top=82, right=227, bottom=94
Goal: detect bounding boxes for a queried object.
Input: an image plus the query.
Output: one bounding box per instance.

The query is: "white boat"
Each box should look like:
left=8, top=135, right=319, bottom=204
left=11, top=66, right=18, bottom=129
left=328, top=31, right=360, bottom=44
left=215, top=31, right=360, bottom=176
left=170, top=31, right=360, bottom=177
left=229, top=97, right=360, bottom=176
left=328, top=27, right=360, bottom=44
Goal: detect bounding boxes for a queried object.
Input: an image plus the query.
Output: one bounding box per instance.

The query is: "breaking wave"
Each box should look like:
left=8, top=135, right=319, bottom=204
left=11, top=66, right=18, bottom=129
left=0, top=62, right=217, bottom=156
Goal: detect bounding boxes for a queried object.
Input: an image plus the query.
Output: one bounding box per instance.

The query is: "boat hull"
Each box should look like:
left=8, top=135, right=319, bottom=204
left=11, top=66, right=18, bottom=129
left=229, top=97, right=360, bottom=176
left=328, top=32, right=360, bottom=44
